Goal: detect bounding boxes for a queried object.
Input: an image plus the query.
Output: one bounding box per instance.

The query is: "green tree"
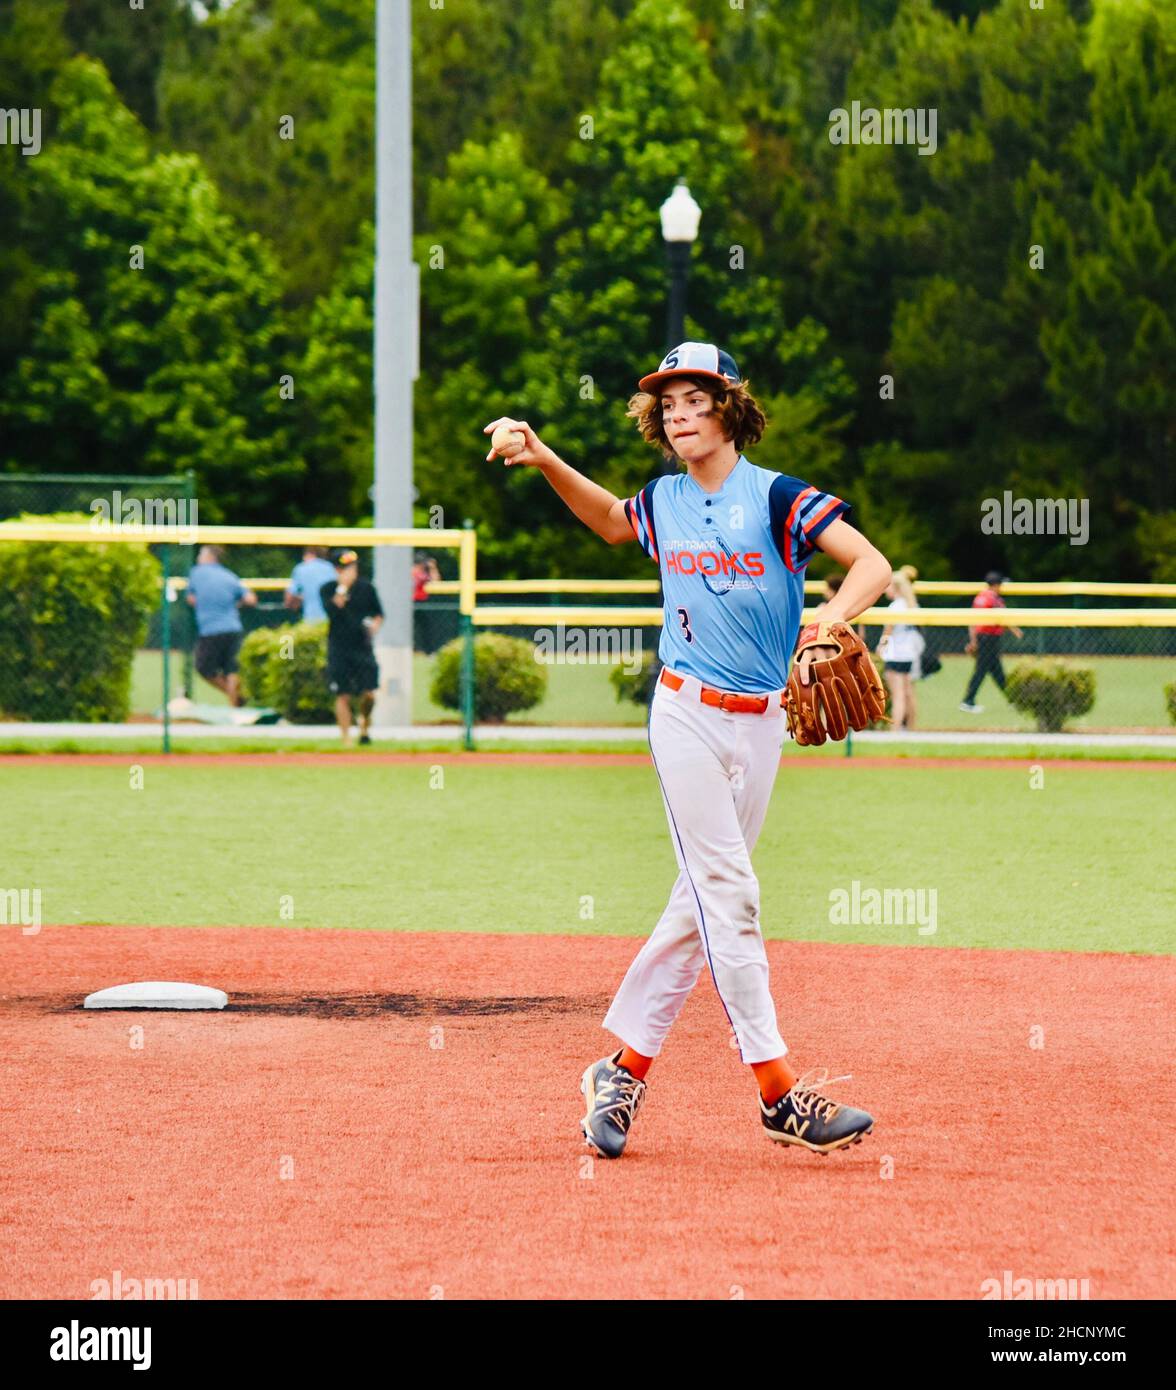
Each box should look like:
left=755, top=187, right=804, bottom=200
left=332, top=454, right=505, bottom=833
left=410, top=0, right=509, bottom=214
left=534, top=1, right=854, bottom=530
left=158, top=0, right=375, bottom=308
left=0, top=59, right=300, bottom=521
left=0, top=0, right=71, bottom=363
left=296, top=222, right=375, bottom=524
left=538, top=0, right=748, bottom=485
left=412, top=131, right=570, bottom=566
left=815, top=0, right=1098, bottom=577
left=1037, top=0, right=1175, bottom=569
left=62, top=0, right=202, bottom=130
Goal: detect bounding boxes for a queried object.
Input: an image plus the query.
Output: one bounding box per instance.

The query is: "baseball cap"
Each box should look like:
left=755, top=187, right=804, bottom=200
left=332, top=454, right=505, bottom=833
left=985, top=570, right=1006, bottom=586
left=638, top=342, right=741, bottom=395
left=335, top=549, right=359, bottom=568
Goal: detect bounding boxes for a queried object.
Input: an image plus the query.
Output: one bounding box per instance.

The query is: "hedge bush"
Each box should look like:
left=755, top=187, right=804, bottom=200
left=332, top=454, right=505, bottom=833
left=0, top=512, right=159, bottom=721
left=431, top=632, right=546, bottom=722
left=1005, top=662, right=1096, bottom=732
left=609, top=652, right=661, bottom=706
left=238, top=621, right=334, bottom=724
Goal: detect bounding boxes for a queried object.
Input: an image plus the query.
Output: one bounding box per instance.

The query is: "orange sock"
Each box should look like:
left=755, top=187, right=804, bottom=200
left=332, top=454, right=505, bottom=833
left=616, top=1046, right=653, bottom=1081
left=751, top=1057, right=796, bottom=1105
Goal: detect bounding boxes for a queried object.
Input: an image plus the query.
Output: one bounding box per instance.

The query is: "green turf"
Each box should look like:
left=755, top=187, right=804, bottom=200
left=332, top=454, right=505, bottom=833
left=131, top=649, right=221, bottom=714
left=2, top=737, right=1174, bottom=761
left=2, top=760, right=1170, bottom=953
left=910, top=653, right=1175, bottom=732
left=132, top=649, right=1175, bottom=731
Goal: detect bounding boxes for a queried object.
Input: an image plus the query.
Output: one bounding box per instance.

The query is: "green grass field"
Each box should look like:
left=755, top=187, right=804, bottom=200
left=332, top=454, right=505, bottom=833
left=3, top=760, right=1170, bottom=954
left=132, top=650, right=1176, bottom=732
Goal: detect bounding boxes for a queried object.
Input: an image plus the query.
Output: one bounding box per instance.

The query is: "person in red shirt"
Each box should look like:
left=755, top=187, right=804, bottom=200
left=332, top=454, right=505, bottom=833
left=960, top=571, right=1024, bottom=712
left=411, top=555, right=437, bottom=603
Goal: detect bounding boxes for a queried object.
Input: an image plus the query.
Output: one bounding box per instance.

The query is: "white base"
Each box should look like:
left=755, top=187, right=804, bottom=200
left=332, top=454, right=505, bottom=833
left=84, top=981, right=228, bottom=1010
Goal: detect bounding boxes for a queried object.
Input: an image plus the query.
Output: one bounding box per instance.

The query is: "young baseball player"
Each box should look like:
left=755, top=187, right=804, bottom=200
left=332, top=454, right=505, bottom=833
left=484, top=342, right=892, bottom=1158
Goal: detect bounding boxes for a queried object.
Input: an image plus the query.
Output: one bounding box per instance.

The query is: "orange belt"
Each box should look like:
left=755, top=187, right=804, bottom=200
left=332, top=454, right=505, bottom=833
left=660, top=667, right=784, bottom=715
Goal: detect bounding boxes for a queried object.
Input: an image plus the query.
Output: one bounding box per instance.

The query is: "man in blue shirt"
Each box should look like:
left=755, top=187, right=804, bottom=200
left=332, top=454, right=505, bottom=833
left=485, top=341, right=892, bottom=1161
left=285, top=546, right=337, bottom=624
left=186, top=546, right=257, bottom=707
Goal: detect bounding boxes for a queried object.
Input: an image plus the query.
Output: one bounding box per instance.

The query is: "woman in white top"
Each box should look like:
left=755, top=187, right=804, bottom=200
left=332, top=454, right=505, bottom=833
left=878, top=565, right=922, bottom=729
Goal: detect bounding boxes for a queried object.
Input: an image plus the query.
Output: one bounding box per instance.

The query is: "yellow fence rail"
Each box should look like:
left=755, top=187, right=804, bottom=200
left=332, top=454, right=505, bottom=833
left=471, top=605, right=1176, bottom=628
left=3, top=518, right=1172, bottom=749
left=0, top=520, right=482, bottom=746
left=433, top=577, right=1176, bottom=599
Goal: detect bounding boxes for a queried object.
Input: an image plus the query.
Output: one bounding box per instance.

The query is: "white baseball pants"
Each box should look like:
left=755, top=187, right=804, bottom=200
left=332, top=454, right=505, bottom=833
left=602, top=669, right=790, bottom=1064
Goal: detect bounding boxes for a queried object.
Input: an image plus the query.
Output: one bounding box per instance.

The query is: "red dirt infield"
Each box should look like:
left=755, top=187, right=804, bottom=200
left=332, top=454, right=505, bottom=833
left=1, top=926, right=1169, bottom=1300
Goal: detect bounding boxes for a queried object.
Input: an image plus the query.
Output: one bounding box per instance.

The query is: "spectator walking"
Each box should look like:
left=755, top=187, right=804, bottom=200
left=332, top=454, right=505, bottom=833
left=321, top=550, right=384, bottom=746
left=411, top=554, right=445, bottom=653
left=285, top=546, right=337, bottom=624
left=960, top=571, right=1023, bottom=712
left=877, top=565, right=922, bottom=729
left=186, top=546, right=257, bottom=707
left=411, top=554, right=440, bottom=602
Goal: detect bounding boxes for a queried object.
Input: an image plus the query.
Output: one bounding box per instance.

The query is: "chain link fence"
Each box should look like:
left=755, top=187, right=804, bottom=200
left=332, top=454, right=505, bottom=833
left=0, top=490, right=463, bottom=729
left=456, top=587, right=1176, bottom=736
left=0, top=489, right=1172, bottom=739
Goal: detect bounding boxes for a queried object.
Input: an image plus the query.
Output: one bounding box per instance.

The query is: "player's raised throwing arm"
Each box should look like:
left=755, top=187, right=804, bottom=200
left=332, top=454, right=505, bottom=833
left=483, top=417, right=633, bottom=545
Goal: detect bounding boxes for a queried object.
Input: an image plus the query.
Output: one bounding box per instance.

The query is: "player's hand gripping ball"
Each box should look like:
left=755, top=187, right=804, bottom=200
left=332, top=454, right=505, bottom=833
left=484, top=419, right=529, bottom=464
left=784, top=621, right=888, bottom=746
left=484, top=417, right=560, bottom=468
left=491, top=425, right=525, bottom=455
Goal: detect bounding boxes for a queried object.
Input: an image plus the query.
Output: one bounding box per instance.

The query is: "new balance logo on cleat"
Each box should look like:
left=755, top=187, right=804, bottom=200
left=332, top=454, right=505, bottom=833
left=580, top=1051, right=647, bottom=1159
left=760, top=1069, right=874, bottom=1154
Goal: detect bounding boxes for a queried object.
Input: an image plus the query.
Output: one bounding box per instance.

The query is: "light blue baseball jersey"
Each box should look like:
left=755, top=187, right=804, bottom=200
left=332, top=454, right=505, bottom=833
left=623, top=456, right=847, bottom=693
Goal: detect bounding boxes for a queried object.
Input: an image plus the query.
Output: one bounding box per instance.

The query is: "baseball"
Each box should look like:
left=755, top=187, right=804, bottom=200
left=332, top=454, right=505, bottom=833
left=491, top=425, right=526, bottom=455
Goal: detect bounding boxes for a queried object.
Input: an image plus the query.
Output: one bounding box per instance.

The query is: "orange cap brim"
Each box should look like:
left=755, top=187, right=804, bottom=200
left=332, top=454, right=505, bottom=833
left=636, top=368, right=734, bottom=395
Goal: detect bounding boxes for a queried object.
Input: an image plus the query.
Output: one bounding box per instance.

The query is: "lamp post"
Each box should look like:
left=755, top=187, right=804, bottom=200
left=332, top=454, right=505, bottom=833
left=659, top=178, right=701, bottom=350
left=658, top=179, right=701, bottom=475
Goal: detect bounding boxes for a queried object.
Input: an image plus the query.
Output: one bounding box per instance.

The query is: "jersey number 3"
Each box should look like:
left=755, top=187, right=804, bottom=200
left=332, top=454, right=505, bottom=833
left=676, top=606, right=693, bottom=644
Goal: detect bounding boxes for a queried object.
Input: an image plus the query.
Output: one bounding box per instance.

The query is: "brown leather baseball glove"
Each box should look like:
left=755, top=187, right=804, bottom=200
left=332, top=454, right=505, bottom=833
left=784, top=621, right=888, bottom=746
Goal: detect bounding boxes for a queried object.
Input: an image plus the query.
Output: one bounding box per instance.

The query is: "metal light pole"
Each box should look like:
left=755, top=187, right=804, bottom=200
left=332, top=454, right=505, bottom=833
left=658, top=179, right=701, bottom=475
left=372, top=0, right=417, bottom=727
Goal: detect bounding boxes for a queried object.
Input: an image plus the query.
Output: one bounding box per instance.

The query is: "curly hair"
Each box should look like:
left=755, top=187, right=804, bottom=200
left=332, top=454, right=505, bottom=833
left=625, top=376, right=767, bottom=462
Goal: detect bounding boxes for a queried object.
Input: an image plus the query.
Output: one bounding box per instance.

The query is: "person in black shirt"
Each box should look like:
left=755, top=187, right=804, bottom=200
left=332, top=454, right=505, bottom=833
left=320, top=550, right=384, bottom=746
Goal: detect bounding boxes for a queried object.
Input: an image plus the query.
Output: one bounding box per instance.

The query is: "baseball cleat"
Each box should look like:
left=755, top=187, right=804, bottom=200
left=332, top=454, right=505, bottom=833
left=580, top=1051, right=647, bottom=1159
left=760, top=1069, right=874, bottom=1154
